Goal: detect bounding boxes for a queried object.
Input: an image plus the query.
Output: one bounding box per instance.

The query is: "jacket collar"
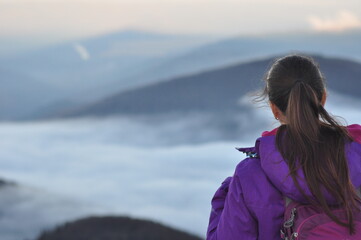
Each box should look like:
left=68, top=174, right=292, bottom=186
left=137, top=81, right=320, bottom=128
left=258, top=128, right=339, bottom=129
left=238, top=124, right=361, bottom=204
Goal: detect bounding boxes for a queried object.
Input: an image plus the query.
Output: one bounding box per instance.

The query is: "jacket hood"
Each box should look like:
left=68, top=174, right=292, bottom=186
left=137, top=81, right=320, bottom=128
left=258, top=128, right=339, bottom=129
left=244, top=124, right=361, bottom=204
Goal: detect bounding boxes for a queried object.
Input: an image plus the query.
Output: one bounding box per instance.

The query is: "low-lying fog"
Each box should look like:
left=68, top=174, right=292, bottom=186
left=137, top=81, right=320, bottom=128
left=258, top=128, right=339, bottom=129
left=0, top=90, right=359, bottom=240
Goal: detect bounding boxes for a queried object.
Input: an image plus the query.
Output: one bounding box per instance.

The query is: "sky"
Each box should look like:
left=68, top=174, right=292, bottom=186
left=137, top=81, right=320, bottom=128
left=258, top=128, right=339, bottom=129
left=1, top=0, right=361, bottom=44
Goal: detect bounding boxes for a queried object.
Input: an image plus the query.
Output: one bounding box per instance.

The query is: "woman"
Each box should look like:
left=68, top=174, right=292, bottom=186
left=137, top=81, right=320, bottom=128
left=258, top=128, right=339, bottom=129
left=206, top=54, right=361, bottom=239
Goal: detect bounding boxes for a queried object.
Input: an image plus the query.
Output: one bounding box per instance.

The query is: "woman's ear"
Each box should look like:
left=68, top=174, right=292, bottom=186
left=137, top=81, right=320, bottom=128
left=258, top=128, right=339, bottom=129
left=269, top=101, right=281, bottom=120
left=321, top=90, right=327, bottom=106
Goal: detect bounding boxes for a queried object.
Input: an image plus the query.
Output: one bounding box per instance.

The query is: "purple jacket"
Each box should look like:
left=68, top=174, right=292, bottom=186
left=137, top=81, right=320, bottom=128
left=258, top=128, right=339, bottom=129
left=206, top=124, right=361, bottom=240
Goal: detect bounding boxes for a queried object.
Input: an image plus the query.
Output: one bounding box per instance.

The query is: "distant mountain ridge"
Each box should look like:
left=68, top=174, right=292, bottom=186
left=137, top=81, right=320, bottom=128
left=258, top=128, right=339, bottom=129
left=3, top=30, right=361, bottom=121
left=0, top=178, right=16, bottom=187
left=0, top=68, right=65, bottom=120
left=1, top=29, right=216, bottom=92
left=49, top=54, right=361, bottom=119
left=36, top=216, right=203, bottom=240
left=123, top=30, right=361, bottom=92
left=0, top=29, right=221, bottom=120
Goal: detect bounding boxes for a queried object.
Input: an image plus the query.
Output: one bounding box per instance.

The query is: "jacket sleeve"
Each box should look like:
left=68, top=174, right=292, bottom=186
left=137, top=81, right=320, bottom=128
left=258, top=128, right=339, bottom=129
left=206, top=171, right=258, bottom=240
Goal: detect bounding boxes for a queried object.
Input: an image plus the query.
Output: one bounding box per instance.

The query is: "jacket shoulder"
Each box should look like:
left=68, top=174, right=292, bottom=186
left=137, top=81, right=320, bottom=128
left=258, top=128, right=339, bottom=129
left=232, top=156, right=284, bottom=220
left=234, top=157, right=263, bottom=178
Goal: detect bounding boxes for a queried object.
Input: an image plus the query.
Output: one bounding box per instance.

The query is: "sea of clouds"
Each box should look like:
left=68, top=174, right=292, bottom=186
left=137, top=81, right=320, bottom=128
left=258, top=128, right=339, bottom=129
left=0, top=90, right=360, bottom=240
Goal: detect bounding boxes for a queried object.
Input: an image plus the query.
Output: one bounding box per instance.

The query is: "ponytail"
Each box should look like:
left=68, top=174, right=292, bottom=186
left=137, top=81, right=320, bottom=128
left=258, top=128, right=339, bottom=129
left=285, top=81, right=320, bottom=149
left=264, top=54, right=361, bottom=234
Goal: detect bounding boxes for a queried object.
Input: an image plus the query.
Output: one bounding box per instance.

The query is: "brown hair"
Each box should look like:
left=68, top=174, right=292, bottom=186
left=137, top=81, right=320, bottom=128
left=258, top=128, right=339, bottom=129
left=260, top=54, right=360, bottom=234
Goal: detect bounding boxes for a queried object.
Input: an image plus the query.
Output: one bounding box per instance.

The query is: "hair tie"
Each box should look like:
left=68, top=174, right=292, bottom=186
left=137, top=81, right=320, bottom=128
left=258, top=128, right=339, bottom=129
left=292, top=80, right=304, bottom=88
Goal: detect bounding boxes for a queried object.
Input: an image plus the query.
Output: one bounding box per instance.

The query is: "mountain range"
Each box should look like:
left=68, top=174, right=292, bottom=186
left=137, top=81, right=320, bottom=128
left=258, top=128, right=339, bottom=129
left=128, top=30, right=361, bottom=89
left=2, top=29, right=361, bottom=120
left=0, top=30, right=219, bottom=120
left=48, top=54, right=361, bottom=119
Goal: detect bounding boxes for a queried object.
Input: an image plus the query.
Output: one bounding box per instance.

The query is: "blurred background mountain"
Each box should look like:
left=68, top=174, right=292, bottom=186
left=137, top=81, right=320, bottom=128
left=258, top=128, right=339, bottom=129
left=2, top=30, right=361, bottom=120
left=36, top=216, right=202, bottom=240
left=0, top=1, right=361, bottom=239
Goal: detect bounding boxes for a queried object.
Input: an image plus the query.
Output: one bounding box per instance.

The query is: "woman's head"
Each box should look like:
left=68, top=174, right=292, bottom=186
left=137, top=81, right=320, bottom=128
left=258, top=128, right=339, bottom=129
left=264, top=54, right=326, bottom=125
left=259, top=54, right=360, bottom=234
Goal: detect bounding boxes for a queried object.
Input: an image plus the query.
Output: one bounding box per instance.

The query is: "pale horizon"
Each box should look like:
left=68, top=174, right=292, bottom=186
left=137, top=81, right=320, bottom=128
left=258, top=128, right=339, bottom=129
left=1, top=0, right=360, bottom=37
left=0, top=0, right=360, bottom=54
